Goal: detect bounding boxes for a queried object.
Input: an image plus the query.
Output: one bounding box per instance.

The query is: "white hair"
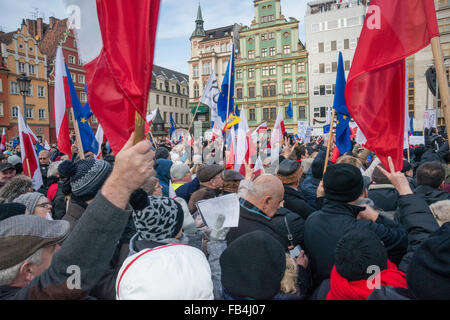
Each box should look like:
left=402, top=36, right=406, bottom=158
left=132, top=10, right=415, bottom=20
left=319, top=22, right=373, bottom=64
left=47, top=161, right=62, bottom=178
left=0, top=248, right=44, bottom=286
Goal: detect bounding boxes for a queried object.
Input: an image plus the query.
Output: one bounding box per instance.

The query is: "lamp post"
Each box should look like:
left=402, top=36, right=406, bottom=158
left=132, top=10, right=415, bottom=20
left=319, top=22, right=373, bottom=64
left=17, top=73, right=31, bottom=125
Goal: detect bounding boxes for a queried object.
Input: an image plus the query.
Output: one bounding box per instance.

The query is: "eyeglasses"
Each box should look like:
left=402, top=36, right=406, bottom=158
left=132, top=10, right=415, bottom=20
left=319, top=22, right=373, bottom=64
left=39, top=158, right=49, bottom=160
left=36, top=202, right=52, bottom=208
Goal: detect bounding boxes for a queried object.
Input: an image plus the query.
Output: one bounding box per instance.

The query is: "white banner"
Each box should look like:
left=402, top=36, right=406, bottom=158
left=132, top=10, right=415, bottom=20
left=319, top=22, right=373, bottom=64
left=423, top=109, right=437, bottom=130
left=409, top=135, right=425, bottom=146
left=297, top=121, right=308, bottom=139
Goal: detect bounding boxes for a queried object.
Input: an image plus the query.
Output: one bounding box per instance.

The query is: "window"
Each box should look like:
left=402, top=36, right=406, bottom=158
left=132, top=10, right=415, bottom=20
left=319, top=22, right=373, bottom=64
left=313, top=86, right=319, bottom=96
left=248, top=68, right=255, bottom=79
left=0, top=79, right=2, bottom=92
left=326, top=85, right=332, bottom=95
left=175, top=113, right=178, bottom=123
left=314, top=106, right=326, bottom=118
left=156, top=94, right=160, bottom=104
left=332, top=62, right=338, bottom=72
left=345, top=60, right=351, bottom=71
left=325, top=63, right=332, bottom=73
left=263, top=108, right=270, bottom=120
left=312, top=43, right=318, bottom=54
left=38, top=86, right=45, bottom=98
left=319, top=63, right=325, bottom=73
left=331, top=41, right=337, bottom=51
left=261, top=33, right=268, bottom=41
left=249, top=108, right=256, bottom=121
left=194, top=84, right=199, bottom=98
left=325, top=42, right=331, bottom=52
left=261, top=48, right=268, bottom=57
left=298, top=106, right=306, bottom=119
left=38, top=109, right=46, bottom=120
left=318, top=42, right=324, bottom=53
left=313, top=65, right=319, bottom=74
left=262, top=66, right=269, bottom=76
left=163, top=112, right=167, bottom=123
left=172, top=86, right=175, bottom=93
left=270, top=107, right=276, bottom=120
left=163, top=96, right=167, bottom=104
left=221, top=43, right=226, bottom=52
left=269, top=47, right=276, bottom=56
left=347, top=17, right=360, bottom=27
left=236, top=69, right=242, bottom=79
left=248, top=50, right=255, bottom=59
left=91, top=115, right=97, bottom=123
left=261, top=15, right=274, bottom=23
left=320, top=85, right=326, bottom=95
left=80, top=92, right=87, bottom=103
left=10, top=81, right=19, bottom=95
left=297, top=62, right=305, bottom=73
left=248, top=86, right=255, bottom=98
left=0, top=103, right=3, bottom=117
left=262, top=84, right=276, bottom=97
left=284, top=82, right=292, bottom=94
left=25, top=107, right=33, bottom=119
left=269, top=65, right=276, bottom=76
left=193, top=65, right=199, bottom=77
left=350, top=38, right=357, bottom=49
left=12, top=106, right=18, bottom=118
left=297, top=81, right=306, bottom=94
left=283, top=45, right=291, bottom=55
left=312, top=23, right=320, bottom=32
left=71, top=73, right=76, bottom=83
left=236, top=88, right=243, bottom=99
left=284, top=64, right=291, bottom=74
left=327, top=20, right=338, bottom=30
left=78, top=75, right=85, bottom=84
left=337, top=40, right=343, bottom=50
left=344, top=39, right=350, bottom=49
left=202, top=61, right=212, bottom=75
left=18, top=62, right=25, bottom=73
left=68, top=55, right=75, bottom=64
left=175, top=98, right=178, bottom=107
left=159, top=83, right=163, bottom=90
left=29, top=64, right=35, bottom=75
left=169, top=97, right=172, bottom=106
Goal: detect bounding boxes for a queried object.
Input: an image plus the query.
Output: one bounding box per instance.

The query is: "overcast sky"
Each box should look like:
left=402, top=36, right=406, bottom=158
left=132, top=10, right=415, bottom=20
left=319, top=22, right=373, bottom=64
left=0, top=0, right=307, bottom=74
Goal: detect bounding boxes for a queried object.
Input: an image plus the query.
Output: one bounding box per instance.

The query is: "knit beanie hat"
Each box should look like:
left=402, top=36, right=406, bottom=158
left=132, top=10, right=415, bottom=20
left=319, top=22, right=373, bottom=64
left=58, top=159, right=112, bottom=201
left=133, top=196, right=184, bottom=241
left=220, top=230, right=286, bottom=300
left=407, top=222, right=450, bottom=299
left=13, top=192, right=46, bottom=215
left=334, top=229, right=388, bottom=281
left=311, top=160, right=325, bottom=179
left=0, top=203, right=27, bottom=221
left=323, top=163, right=364, bottom=203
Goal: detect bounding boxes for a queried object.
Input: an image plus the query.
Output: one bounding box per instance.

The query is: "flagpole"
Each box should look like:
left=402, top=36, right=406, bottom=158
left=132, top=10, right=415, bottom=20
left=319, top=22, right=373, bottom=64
left=188, top=101, right=201, bottom=134
left=430, top=37, right=450, bottom=142
left=70, top=108, right=85, bottom=159
left=134, top=111, right=146, bottom=146
left=323, top=109, right=336, bottom=175
left=25, top=158, right=31, bottom=178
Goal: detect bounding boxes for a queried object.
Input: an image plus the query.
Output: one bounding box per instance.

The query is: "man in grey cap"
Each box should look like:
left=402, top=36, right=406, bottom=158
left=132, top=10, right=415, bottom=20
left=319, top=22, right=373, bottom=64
left=0, top=133, right=155, bottom=299
left=188, top=164, right=224, bottom=214
left=170, top=162, right=192, bottom=191
left=0, top=163, right=16, bottom=189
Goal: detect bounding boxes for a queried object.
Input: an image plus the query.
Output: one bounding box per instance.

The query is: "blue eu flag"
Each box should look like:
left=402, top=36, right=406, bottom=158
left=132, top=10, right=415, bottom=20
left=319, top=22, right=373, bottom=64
left=217, top=44, right=235, bottom=124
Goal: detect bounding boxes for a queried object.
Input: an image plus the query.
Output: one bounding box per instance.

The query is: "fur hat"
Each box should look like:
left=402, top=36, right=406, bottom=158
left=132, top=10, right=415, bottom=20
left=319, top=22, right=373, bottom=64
left=0, top=175, right=33, bottom=203
left=429, top=200, right=450, bottom=226
left=276, top=159, right=303, bottom=185
left=132, top=196, right=184, bottom=241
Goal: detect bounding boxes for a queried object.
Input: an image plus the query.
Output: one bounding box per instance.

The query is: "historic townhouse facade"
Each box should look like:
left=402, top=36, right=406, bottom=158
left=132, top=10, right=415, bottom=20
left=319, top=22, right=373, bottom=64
left=235, top=0, right=309, bottom=133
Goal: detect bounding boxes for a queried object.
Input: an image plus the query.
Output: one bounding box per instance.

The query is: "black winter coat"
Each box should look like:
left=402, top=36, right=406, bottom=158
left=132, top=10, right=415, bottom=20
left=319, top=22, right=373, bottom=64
left=283, top=186, right=316, bottom=220
left=304, top=199, right=408, bottom=287
left=226, top=199, right=288, bottom=249
left=414, top=185, right=450, bottom=205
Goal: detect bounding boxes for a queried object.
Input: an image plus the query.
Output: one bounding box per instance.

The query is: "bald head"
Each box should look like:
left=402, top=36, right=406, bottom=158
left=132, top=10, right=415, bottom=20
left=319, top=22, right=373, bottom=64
left=246, top=174, right=284, bottom=217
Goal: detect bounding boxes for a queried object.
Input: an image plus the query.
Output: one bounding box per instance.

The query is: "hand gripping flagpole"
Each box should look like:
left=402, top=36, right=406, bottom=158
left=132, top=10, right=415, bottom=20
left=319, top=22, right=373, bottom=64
left=134, top=111, right=146, bottom=145
left=430, top=36, right=450, bottom=143
left=70, top=108, right=85, bottom=159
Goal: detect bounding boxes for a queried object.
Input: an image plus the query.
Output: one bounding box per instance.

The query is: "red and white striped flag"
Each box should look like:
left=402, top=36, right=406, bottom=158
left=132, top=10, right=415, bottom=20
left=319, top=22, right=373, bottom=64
left=253, top=155, right=264, bottom=177
left=0, top=128, right=6, bottom=151
left=18, top=109, right=43, bottom=190
left=54, top=46, right=72, bottom=159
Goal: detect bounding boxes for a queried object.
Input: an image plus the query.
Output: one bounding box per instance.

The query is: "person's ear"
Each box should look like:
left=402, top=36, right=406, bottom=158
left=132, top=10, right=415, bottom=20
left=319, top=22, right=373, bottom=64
left=439, top=180, right=445, bottom=190
left=18, top=261, right=34, bottom=284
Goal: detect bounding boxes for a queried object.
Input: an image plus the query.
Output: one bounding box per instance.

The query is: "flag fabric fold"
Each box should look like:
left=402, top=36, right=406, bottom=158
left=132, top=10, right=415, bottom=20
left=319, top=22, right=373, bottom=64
left=345, top=0, right=439, bottom=171
left=217, top=44, right=235, bottom=124
left=333, top=52, right=352, bottom=155
left=66, top=0, right=161, bottom=154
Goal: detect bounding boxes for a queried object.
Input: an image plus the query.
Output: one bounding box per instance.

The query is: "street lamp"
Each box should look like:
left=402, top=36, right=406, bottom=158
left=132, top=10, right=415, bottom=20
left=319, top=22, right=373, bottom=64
left=17, top=73, right=31, bottom=124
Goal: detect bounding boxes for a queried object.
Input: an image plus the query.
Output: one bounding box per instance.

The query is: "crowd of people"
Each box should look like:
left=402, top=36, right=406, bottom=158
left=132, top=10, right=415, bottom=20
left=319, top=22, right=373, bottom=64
left=0, top=126, right=449, bottom=300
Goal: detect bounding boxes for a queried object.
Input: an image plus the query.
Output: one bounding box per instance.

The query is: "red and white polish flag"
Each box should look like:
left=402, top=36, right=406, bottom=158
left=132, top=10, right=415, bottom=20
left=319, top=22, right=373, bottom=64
left=54, top=46, right=72, bottom=159
left=18, top=109, right=43, bottom=190
left=65, top=0, right=161, bottom=154
left=0, top=128, right=6, bottom=151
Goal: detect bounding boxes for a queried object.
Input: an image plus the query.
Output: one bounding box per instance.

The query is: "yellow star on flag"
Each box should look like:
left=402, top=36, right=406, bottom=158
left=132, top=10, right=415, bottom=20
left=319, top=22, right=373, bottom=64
left=80, top=118, right=87, bottom=124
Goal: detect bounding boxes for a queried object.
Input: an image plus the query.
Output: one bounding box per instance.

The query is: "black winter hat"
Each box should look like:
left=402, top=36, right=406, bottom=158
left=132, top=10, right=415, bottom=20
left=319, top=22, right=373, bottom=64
left=0, top=203, right=27, bottom=221
left=276, top=159, right=302, bottom=185
left=311, top=160, right=325, bottom=179
left=155, top=147, right=170, bottom=160
left=334, top=229, right=388, bottom=281
left=58, top=159, right=112, bottom=201
left=401, top=160, right=412, bottom=173
left=323, top=163, right=364, bottom=203
left=220, top=231, right=286, bottom=300
left=407, top=222, right=450, bottom=300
